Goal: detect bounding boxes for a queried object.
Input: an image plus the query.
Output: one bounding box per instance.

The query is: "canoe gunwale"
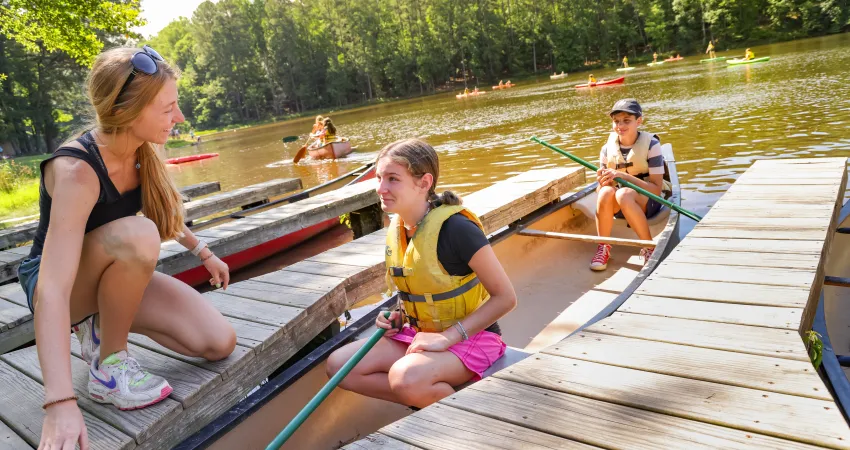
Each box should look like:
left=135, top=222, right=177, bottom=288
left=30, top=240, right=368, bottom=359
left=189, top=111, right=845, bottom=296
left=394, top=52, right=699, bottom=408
left=812, top=199, right=850, bottom=425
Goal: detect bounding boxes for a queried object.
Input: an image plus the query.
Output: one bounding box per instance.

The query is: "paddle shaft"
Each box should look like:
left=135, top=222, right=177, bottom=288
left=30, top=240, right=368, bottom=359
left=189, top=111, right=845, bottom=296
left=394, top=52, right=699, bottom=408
left=266, top=312, right=392, bottom=449
left=530, top=137, right=702, bottom=222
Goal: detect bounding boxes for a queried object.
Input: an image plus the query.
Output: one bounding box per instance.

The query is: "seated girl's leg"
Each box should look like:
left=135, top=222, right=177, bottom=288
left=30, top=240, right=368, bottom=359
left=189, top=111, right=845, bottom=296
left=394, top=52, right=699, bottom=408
left=596, top=185, right=620, bottom=237
left=614, top=187, right=651, bottom=240
left=129, top=272, right=236, bottom=361
left=388, top=351, right=474, bottom=409
left=326, top=337, right=408, bottom=403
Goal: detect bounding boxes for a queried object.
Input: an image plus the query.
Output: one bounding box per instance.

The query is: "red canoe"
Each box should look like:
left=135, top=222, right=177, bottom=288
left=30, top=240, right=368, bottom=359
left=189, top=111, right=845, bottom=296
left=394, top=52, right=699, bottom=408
left=575, top=76, right=626, bottom=89
left=165, top=153, right=219, bottom=164
left=172, top=163, right=377, bottom=287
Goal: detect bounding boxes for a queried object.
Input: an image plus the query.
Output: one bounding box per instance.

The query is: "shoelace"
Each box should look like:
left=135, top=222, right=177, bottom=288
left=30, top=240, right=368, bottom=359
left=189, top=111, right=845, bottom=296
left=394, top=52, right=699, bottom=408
left=117, top=357, right=148, bottom=384
left=593, top=245, right=610, bottom=261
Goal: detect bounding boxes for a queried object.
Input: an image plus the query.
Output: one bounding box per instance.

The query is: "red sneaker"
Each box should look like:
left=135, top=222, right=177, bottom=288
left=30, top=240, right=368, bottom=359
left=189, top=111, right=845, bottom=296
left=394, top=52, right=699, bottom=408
left=590, top=243, right=612, bottom=271
left=640, top=247, right=654, bottom=265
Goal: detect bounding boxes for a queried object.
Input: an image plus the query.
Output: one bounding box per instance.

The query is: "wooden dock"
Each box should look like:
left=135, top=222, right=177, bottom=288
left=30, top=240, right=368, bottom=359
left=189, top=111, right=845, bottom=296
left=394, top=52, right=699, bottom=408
left=0, top=166, right=585, bottom=449
left=0, top=177, right=367, bottom=354
left=347, top=157, right=850, bottom=450
left=0, top=181, right=225, bottom=251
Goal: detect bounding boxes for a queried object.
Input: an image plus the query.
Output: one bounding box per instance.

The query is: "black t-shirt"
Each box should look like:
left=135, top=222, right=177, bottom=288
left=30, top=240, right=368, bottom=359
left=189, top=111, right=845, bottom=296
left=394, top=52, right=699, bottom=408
left=433, top=213, right=502, bottom=335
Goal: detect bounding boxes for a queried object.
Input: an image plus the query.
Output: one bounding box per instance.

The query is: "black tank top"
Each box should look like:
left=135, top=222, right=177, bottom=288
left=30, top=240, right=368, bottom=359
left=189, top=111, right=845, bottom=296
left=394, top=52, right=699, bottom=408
left=29, top=132, right=142, bottom=258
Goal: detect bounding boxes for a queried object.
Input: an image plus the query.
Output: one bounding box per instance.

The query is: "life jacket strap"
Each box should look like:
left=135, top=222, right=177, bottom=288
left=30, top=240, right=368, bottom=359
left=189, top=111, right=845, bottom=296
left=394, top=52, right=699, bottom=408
left=398, top=277, right=481, bottom=303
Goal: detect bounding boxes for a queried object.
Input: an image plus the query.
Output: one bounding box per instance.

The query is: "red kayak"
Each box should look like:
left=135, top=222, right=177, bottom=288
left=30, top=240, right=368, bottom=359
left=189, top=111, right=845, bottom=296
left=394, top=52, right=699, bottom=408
left=165, top=153, right=219, bottom=164
left=575, top=76, right=625, bottom=88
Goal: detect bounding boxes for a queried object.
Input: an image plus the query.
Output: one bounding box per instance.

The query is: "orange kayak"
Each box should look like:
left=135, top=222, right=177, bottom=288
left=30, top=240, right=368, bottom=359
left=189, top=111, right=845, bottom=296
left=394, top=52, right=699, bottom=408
left=164, top=153, right=219, bottom=164
left=491, top=83, right=515, bottom=90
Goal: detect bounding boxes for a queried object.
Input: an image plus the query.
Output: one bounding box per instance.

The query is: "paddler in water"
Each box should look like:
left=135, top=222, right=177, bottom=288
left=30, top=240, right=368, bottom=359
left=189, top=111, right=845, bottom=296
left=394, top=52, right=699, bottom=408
left=309, top=115, right=324, bottom=147
left=588, top=73, right=597, bottom=84
left=591, top=99, right=670, bottom=271
left=652, top=52, right=658, bottom=63
left=706, top=40, right=716, bottom=59
left=744, top=48, right=755, bottom=61
left=622, top=55, right=629, bottom=68
left=326, top=139, right=517, bottom=408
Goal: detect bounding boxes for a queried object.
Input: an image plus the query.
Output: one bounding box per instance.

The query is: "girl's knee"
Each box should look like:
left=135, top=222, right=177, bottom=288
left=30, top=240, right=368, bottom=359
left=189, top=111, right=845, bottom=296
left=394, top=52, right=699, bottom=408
left=615, top=187, right=637, bottom=204
left=100, top=217, right=161, bottom=266
left=203, top=325, right=236, bottom=361
left=326, top=349, right=347, bottom=379
left=598, top=186, right=616, bottom=202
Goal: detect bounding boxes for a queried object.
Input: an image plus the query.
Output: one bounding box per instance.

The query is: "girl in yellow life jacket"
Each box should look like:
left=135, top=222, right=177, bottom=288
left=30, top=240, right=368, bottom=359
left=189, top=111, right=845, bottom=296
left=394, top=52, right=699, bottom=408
left=326, top=139, right=517, bottom=408
left=313, top=117, right=337, bottom=147
left=622, top=56, right=629, bottom=68
left=744, top=48, right=755, bottom=60
left=589, top=74, right=597, bottom=84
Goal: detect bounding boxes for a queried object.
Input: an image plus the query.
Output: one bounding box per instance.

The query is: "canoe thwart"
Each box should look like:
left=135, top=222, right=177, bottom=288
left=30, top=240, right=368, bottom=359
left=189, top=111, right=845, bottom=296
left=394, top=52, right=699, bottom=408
left=824, top=275, right=850, bottom=288
left=518, top=229, right=656, bottom=248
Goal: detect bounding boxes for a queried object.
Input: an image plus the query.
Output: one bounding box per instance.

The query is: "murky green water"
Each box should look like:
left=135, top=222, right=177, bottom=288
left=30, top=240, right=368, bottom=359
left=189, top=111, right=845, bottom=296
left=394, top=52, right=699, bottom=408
left=169, top=34, right=850, bottom=234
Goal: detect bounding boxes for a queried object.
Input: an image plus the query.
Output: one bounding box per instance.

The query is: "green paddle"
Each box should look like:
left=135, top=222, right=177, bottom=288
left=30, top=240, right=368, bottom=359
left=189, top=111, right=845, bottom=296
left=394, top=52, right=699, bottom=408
left=530, top=137, right=702, bottom=222
left=266, top=311, right=393, bottom=449
left=281, top=135, right=299, bottom=143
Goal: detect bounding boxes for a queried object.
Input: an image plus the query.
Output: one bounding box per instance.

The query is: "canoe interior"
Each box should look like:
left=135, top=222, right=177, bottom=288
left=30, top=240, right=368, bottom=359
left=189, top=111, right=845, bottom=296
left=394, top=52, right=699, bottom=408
left=208, top=189, right=678, bottom=450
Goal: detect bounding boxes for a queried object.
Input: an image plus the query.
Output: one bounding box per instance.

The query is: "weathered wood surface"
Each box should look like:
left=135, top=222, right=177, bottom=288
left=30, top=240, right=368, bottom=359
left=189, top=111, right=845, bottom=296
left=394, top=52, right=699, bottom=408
left=0, top=181, right=223, bottom=251
left=183, top=178, right=301, bottom=222
left=0, top=168, right=585, bottom=449
left=0, top=177, right=382, bottom=352
left=349, top=157, right=850, bottom=450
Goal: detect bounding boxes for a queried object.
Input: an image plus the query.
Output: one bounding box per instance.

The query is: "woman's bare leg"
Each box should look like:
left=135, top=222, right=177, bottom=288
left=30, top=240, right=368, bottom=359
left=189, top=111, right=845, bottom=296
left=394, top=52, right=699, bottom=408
left=388, top=351, right=474, bottom=408
left=614, top=187, right=651, bottom=240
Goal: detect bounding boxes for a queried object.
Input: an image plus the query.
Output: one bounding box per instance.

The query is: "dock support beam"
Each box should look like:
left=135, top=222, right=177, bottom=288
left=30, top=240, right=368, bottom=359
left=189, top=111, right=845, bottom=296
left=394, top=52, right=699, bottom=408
left=350, top=204, right=384, bottom=239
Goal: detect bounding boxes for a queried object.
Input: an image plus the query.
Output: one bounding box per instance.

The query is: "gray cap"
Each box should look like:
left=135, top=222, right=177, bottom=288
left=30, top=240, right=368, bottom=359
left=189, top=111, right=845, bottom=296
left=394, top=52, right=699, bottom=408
left=609, top=98, right=643, bottom=117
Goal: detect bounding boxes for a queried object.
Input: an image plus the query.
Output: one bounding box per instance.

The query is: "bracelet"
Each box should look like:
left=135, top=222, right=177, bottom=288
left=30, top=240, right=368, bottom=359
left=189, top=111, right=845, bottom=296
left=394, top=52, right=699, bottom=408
left=190, top=240, right=207, bottom=256
left=453, top=322, right=469, bottom=341
left=43, top=395, right=78, bottom=410
left=200, top=250, right=215, bottom=262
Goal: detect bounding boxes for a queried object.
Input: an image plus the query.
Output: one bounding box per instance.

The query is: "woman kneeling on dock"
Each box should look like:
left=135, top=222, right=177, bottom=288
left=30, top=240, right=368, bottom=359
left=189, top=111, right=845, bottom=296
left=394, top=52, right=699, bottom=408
left=18, top=46, right=236, bottom=449
left=326, top=139, right=517, bottom=408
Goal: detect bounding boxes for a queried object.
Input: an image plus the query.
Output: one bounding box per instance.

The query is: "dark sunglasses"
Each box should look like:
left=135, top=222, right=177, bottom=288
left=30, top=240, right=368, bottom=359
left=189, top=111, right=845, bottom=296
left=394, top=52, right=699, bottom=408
left=117, top=45, right=164, bottom=99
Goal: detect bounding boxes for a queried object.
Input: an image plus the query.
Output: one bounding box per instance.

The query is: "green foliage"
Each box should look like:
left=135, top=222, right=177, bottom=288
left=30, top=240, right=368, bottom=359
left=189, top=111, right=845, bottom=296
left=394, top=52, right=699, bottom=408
left=0, top=0, right=145, bottom=66
left=807, top=330, right=824, bottom=369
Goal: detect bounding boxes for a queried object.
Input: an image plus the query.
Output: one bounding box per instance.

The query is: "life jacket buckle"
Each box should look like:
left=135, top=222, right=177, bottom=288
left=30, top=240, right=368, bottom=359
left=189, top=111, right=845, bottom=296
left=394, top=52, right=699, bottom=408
left=389, top=266, right=413, bottom=277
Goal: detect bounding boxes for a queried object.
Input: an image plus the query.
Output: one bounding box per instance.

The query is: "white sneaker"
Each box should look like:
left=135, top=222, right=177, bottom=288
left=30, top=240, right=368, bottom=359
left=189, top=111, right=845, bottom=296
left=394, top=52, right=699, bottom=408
left=72, top=315, right=100, bottom=364
left=88, top=351, right=172, bottom=410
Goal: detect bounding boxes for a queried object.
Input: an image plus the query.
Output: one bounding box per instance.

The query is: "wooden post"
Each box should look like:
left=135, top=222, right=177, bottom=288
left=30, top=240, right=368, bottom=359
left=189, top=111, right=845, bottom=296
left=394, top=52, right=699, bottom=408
left=349, top=204, right=384, bottom=239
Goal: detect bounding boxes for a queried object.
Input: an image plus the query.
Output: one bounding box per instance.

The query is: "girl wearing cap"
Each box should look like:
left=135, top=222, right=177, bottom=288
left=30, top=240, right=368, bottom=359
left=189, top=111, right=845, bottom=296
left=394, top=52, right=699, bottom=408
left=591, top=98, right=669, bottom=271
left=22, top=46, right=236, bottom=449
left=326, top=139, right=517, bottom=409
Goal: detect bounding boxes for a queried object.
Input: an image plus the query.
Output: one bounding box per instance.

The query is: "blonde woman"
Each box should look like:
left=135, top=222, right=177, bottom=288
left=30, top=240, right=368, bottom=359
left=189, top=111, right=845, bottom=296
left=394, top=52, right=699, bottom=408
left=17, top=46, right=236, bottom=449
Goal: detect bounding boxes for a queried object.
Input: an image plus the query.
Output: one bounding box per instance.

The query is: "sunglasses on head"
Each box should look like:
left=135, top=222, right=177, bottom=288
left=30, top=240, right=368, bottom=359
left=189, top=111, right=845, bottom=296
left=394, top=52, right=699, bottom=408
left=117, top=45, right=164, bottom=99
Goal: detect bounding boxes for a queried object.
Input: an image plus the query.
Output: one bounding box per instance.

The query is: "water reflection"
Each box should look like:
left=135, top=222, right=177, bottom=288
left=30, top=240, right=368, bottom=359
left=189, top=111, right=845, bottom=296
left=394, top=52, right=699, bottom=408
left=167, top=34, right=850, bottom=221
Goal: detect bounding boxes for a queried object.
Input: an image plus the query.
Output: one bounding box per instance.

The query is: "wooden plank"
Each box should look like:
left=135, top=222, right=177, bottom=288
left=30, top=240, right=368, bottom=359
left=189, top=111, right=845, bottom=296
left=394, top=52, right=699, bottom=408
left=331, top=242, right=386, bottom=255
left=678, top=236, right=825, bottom=255
left=0, top=360, right=135, bottom=450
left=706, top=206, right=839, bottom=218
left=179, top=181, right=221, bottom=199
left=650, top=262, right=816, bottom=288
left=0, top=419, right=31, bottom=450
left=698, top=216, right=830, bottom=229
left=518, top=229, right=655, bottom=248
left=282, top=259, right=378, bottom=280
left=543, top=331, right=831, bottom=400
left=446, top=377, right=823, bottom=450
left=664, top=247, right=820, bottom=270
left=636, top=277, right=810, bottom=308
left=0, top=283, right=28, bottom=307
left=183, top=178, right=301, bottom=222
left=734, top=176, right=841, bottom=185
left=0, top=321, right=33, bottom=354
left=495, top=354, right=850, bottom=449
left=0, top=223, right=37, bottom=251
left=127, top=334, right=255, bottom=380
left=204, top=291, right=303, bottom=327
left=0, top=299, right=31, bottom=330
left=307, top=250, right=385, bottom=268
left=222, top=316, right=278, bottom=349
left=253, top=269, right=345, bottom=292
left=1, top=347, right=183, bottom=445
left=687, top=226, right=828, bottom=241
left=524, top=289, right=619, bottom=352
left=379, top=403, right=598, bottom=450
left=620, top=295, right=802, bottom=330
left=716, top=192, right=837, bottom=203
left=221, top=280, right=328, bottom=309
left=342, top=433, right=424, bottom=449
left=594, top=266, right=639, bottom=294
left=587, top=313, right=808, bottom=361
left=70, top=335, right=221, bottom=409
left=725, top=184, right=841, bottom=196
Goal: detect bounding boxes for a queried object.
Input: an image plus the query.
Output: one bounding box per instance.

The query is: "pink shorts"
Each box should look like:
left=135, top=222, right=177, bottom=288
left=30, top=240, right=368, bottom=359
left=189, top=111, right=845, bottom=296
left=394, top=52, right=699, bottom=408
left=390, top=325, right=506, bottom=381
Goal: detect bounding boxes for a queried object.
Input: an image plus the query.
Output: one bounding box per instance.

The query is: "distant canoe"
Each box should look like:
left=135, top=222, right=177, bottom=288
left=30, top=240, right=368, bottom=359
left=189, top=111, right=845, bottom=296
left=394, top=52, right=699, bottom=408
left=456, top=91, right=487, bottom=99
left=727, top=56, right=770, bottom=65
left=664, top=56, right=684, bottom=62
left=550, top=73, right=567, bottom=80
left=491, top=83, right=516, bottom=90
left=164, top=153, right=219, bottom=164
left=616, top=67, right=636, bottom=72
left=575, top=76, right=626, bottom=88
left=308, top=139, right=353, bottom=160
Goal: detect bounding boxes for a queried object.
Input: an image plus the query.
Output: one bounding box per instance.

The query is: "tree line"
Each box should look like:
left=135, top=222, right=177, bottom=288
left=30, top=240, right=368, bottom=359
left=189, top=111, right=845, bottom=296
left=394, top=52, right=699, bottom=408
left=2, top=0, right=849, bottom=154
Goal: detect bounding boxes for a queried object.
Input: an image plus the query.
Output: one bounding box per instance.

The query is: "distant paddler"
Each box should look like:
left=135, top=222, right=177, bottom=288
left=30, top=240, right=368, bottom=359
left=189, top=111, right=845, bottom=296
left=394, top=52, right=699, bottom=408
left=622, top=55, right=629, bottom=68
left=706, top=40, right=716, bottom=59
left=325, top=139, right=517, bottom=409
left=744, top=48, right=755, bottom=61
left=652, top=52, right=658, bottom=64
left=588, top=73, right=597, bottom=85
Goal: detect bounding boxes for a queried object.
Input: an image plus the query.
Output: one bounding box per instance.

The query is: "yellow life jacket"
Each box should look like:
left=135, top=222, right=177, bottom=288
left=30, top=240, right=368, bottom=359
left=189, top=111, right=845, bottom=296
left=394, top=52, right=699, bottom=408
left=322, top=131, right=336, bottom=144
left=603, top=131, right=672, bottom=193
left=385, top=205, right=490, bottom=332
